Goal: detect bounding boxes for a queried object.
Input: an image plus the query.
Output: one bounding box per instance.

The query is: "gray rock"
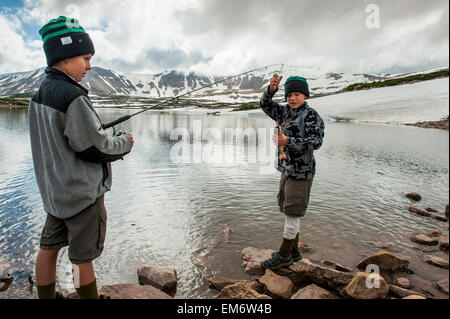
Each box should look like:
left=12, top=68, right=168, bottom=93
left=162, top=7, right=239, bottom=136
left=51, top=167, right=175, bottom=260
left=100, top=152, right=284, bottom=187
left=335, top=263, right=352, bottom=273
left=408, top=206, right=431, bottom=217
left=345, top=272, right=389, bottom=299
left=413, top=246, right=439, bottom=253
left=410, top=233, right=438, bottom=246
left=289, top=258, right=353, bottom=295
left=436, top=278, right=449, bottom=294
left=291, top=283, right=340, bottom=299
left=137, top=265, right=177, bottom=297
left=212, top=282, right=271, bottom=299
left=406, top=192, right=421, bottom=201
left=99, top=283, right=172, bottom=299
left=258, top=270, right=294, bottom=299
left=424, top=255, right=449, bottom=269
left=389, top=284, right=425, bottom=298
left=356, top=250, right=409, bottom=272
left=394, top=277, right=412, bottom=289
left=430, top=213, right=448, bottom=222
left=208, top=277, right=264, bottom=293
left=241, top=247, right=276, bottom=276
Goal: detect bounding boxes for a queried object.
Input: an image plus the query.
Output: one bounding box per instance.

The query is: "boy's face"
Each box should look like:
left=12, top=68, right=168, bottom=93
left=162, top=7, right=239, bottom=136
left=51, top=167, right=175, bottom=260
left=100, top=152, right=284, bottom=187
left=287, top=92, right=307, bottom=109
left=62, top=54, right=92, bottom=82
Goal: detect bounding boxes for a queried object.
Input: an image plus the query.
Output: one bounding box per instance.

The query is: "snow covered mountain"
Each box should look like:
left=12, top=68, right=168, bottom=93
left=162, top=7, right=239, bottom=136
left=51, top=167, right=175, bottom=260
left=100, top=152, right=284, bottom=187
left=0, top=65, right=447, bottom=103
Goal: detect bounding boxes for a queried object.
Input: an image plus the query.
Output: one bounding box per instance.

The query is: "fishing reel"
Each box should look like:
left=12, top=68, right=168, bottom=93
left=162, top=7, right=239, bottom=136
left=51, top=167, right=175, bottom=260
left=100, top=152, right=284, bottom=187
left=110, top=125, right=126, bottom=137
left=115, top=129, right=126, bottom=136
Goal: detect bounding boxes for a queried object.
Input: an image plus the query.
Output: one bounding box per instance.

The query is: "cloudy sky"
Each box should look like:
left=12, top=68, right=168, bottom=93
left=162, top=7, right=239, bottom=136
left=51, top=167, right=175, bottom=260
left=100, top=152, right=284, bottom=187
left=0, top=0, right=448, bottom=75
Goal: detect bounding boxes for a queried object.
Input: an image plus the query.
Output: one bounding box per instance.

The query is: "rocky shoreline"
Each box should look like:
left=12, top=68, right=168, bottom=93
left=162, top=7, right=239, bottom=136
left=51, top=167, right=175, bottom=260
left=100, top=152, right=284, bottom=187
left=405, top=119, right=449, bottom=130
left=1, top=195, right=448, bottom=300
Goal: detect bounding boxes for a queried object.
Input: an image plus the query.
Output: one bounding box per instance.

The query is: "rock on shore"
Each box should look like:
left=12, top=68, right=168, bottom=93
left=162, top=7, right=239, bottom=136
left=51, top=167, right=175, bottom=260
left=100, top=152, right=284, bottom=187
left=356, top=250, right=409, bottom=272
left=137, top=265, right=177, bottom=297
left=237, top=247, right=450, bottom=299
left=345, top=272, right=389, bottom=299
left=99, top=283, right=172, bottom=299
left=291, top=283, right=340, bottom=299
left=212, top=282, right=271, bottom=299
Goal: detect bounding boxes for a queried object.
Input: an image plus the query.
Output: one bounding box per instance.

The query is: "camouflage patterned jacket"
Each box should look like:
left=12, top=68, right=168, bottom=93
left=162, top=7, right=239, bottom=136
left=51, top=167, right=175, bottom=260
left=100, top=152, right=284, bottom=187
left=260, top=87, right=325, bottom=180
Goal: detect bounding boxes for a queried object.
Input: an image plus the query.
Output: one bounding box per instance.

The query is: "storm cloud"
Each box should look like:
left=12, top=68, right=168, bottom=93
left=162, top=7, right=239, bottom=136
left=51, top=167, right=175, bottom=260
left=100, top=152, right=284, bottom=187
left=0, top=0, right=448, bottom=75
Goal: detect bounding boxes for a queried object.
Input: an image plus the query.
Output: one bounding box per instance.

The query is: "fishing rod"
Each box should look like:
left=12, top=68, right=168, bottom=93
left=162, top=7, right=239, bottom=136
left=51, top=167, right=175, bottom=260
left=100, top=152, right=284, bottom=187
left=100, top=63, right=284, bottom=131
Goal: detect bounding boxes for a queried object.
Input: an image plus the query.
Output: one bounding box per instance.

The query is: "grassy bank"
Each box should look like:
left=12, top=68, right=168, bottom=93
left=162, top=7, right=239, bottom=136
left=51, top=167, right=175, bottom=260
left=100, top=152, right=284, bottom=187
left=231, top=102, right=259, bottom=112
left=0, top=97, right=30, bottom=106
left=344, top=69, right=449, bottom=92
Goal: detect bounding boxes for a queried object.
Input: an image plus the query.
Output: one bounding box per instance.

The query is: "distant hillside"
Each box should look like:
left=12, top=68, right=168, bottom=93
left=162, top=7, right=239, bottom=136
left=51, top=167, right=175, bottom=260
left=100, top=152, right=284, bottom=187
left=0, top=65, right=448, bottom=105
left=344, top=69, right=449, bottom=92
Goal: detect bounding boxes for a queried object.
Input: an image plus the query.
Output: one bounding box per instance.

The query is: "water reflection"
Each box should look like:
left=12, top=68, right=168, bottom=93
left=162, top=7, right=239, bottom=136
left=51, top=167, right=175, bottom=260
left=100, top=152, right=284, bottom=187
left=0, top=108, right=448, bottom=299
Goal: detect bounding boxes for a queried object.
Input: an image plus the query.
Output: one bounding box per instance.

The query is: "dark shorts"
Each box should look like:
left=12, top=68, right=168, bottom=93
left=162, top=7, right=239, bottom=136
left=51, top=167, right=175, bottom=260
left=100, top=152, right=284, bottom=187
left=277, top=174, right=313, bottom=217
left=39, top=195, right=107, bottom=264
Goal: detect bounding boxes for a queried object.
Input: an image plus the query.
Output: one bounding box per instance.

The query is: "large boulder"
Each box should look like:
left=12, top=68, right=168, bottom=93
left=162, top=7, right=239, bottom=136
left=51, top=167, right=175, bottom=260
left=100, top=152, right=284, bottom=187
left=99, top=283, right=172, bottom=299
left=410, top=234, right=438, bottom=246
left=424, top=255, right=449, bottom=269
left=258, top=270, right=294, bottom=299
left=241, top=247, right=276, bottom=276
left=212, top=282, right=271, bottom=299
left=356, top=251, right=409, bottom=272
left=345, top=272, right=389, bottom=299
left=291, top=283, right=340, bottom=299
left=288, top=258, right=353, bottom=295
left=137, top=265, right=177, bottom=297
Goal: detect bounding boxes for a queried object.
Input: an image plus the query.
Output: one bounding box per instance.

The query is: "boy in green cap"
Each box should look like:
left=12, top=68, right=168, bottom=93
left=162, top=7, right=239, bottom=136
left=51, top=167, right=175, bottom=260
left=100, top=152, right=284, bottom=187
left=29, top=16, right=134, bottom=298
left=260, top=74, right=325, bottom=270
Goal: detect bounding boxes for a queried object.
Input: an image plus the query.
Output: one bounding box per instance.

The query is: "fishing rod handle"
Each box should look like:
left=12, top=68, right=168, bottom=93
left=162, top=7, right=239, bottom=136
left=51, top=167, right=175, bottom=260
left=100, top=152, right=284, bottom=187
left=101, top=115, right=131, bottom=130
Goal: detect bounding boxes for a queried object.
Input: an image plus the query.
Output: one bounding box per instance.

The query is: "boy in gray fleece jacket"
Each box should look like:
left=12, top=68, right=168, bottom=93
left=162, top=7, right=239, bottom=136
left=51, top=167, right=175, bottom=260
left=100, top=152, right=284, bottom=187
left=29, top=16, right=134, bottom=298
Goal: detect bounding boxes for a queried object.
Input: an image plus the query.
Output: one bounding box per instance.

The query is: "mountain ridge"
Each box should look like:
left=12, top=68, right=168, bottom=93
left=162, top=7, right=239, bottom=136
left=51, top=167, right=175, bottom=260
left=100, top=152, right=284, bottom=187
left=0, top=65, right=448, bottom=103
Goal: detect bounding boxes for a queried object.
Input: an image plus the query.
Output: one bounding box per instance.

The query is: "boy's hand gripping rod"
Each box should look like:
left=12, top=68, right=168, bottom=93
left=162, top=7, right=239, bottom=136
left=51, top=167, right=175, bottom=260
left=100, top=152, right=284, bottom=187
left=100, top=63, right=284, bottom=130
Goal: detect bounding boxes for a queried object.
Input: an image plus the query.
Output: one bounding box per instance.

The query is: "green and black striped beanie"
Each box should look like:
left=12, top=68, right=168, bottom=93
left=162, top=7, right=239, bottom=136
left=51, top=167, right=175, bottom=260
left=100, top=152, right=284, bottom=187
left=285, top=76, right=309, bottom=99
left=39, top=16, right=95, bottom=66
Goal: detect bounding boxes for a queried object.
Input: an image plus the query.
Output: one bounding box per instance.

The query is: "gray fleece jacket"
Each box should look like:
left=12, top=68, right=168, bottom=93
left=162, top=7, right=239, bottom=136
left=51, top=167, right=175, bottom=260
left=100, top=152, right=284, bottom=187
left=29, top=67, right=132, bottom=219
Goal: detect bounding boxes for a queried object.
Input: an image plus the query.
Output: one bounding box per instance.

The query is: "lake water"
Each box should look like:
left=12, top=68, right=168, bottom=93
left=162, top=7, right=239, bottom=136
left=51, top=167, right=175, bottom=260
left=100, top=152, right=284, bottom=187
left=0, top=104, right=448, bottom=299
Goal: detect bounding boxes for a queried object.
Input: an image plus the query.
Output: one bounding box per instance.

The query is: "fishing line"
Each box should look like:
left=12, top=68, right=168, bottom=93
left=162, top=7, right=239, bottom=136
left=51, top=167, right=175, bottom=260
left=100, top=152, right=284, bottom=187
left=100, top=63, right=284, bottom=131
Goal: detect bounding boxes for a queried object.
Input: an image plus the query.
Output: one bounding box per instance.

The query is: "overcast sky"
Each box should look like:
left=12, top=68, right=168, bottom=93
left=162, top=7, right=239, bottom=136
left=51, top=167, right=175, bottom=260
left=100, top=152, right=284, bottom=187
left=0, top=0, right=448, bottom=75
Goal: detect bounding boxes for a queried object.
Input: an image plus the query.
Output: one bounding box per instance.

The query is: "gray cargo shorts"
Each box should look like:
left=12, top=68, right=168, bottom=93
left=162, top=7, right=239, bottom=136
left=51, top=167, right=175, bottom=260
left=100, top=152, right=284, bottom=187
left=277, top=174, right=313, bottom=217
left=39, top=195, right=107, bottom=264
